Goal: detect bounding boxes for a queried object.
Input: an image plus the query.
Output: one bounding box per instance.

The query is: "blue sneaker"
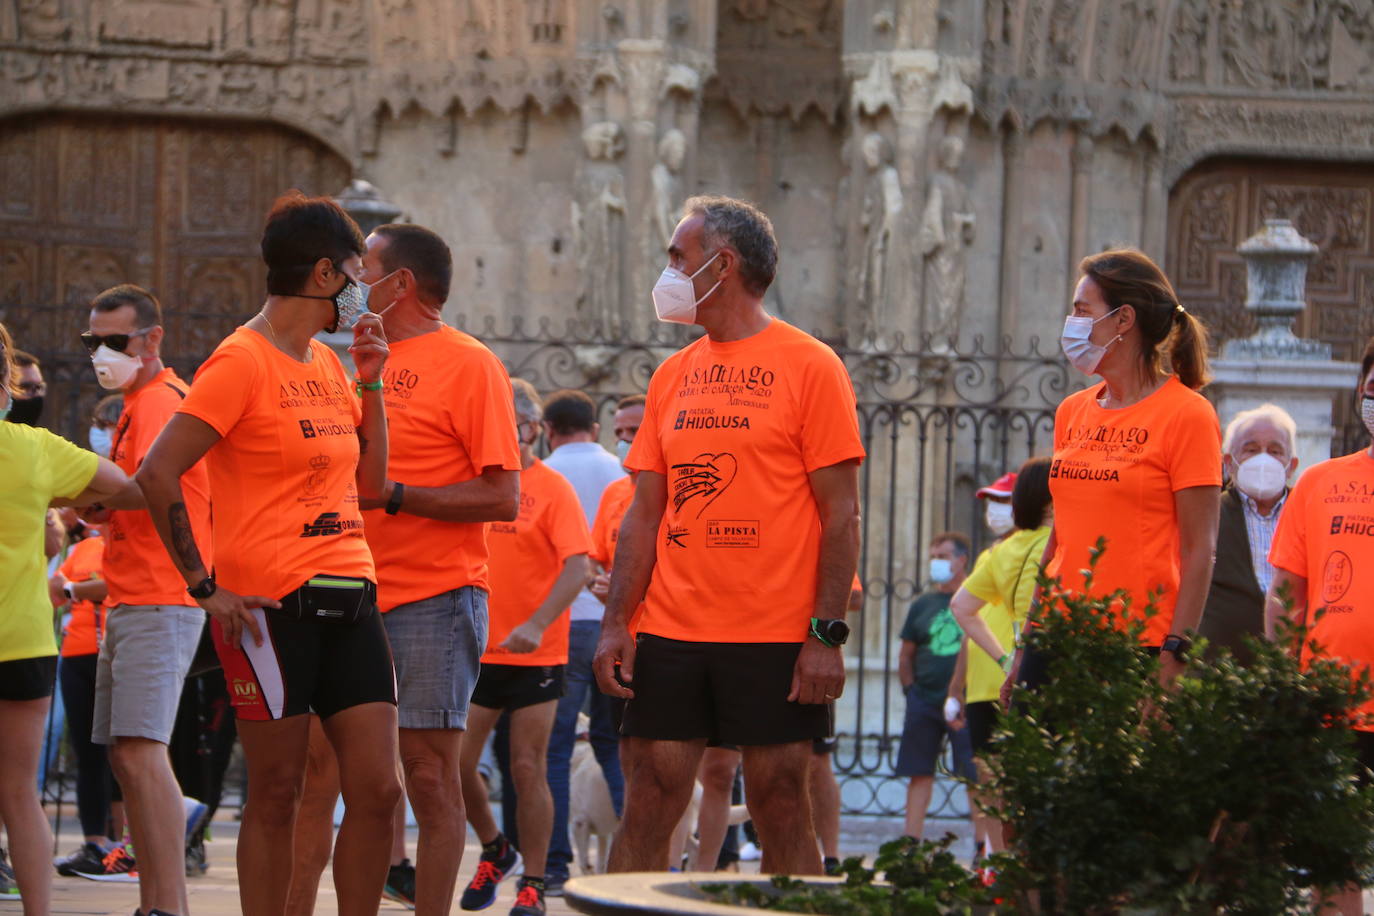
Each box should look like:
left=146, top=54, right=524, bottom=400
left=183, top=797, right=209, bottom=841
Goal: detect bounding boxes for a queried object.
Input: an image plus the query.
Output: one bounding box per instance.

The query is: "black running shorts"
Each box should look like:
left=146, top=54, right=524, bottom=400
left=0, top=654, right=57, bottom=701
left=621, top=634, right=831, bottom=746
left=470, top=663, right=565, bottom=712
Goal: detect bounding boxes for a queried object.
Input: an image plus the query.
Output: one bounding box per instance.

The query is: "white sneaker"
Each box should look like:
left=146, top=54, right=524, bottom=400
left=738, top=841, right=762, bottom=862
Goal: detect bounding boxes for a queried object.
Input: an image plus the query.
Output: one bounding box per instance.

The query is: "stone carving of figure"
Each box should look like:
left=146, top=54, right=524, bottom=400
left=571, top=121, right=627, bottom=330
left=857, top=132, right=904, bottom=332
left=919, top=136, right=975, bottom=348
left=1169, top=0, right=1209, bottom=82
left=649, top=129, right=686, bottom=250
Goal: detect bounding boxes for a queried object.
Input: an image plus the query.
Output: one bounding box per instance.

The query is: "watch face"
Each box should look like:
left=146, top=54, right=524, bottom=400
left=827, top=619, right=850, bottom=644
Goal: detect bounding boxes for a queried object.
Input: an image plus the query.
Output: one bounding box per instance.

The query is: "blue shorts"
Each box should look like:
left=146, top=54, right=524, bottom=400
left=894, top=689, right=976, bottom=780
left=382, top=586, right=488, bottom=730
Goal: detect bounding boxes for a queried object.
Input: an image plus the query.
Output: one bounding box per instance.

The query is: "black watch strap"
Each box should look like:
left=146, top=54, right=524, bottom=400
left=385, top=482, right=405, bottom=516
left=809, top=617, right=849, bottom=648
left=1161, top=634, right=1192, bottom=659
left=187, top=575, right=217, bottom=600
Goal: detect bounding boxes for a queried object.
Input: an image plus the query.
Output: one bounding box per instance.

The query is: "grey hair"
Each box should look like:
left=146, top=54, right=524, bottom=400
left=1222, top=402, right=1297, bottom=457
left=510, top=376, right=543, bottom=425
left=682, top=195, right=778, bottom=296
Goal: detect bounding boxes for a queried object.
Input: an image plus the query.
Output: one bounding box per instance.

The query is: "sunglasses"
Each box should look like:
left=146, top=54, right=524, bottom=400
left=79, top=327, right=154, bottom=354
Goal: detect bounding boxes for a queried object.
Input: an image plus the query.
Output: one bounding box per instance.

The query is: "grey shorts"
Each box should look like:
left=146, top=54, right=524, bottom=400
left=383, top=586, right=487, bottom=730
left=93, top=604, right=204, bottom=745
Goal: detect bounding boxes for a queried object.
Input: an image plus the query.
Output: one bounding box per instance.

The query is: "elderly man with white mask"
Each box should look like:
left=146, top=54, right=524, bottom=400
left=1197, top=403, right=1298, bottom=661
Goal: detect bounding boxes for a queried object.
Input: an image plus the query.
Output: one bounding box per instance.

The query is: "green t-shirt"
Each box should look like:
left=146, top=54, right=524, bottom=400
left=0, top=422, right=98, bottom=662
left=900, top=590, right=963, bottom=704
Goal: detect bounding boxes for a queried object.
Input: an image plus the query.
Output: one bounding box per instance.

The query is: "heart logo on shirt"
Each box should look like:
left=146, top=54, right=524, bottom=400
left=670, top=452, right=738, bottom=518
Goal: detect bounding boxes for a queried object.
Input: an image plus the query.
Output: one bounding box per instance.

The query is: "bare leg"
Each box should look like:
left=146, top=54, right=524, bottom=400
left=285, top=716, right=339, bottom=916
left=969, top=758, right=1003, bottom=855
left=903, top=775, right=934, bottom=841
left=458, top=706, right=503, bottom=847
left=808, top=752, right=841, bottom=861
left=235, top=716, right=313, bottom=916
left=690, top=747, right=740, bottom=871
left=322, top=702, right=403, bottom=916
left=507, top=701, right=559, bottom=879
left=741, top=741, right=821, bottom=876
left=391, top=796, right=407, bottom=864
left=399, top=726, right=467, bottom=915
left=0, top=698, right=53, bottom=916
left=110, top=737, right=191, bottom=914
left=608, top=737, right=705, bottom=873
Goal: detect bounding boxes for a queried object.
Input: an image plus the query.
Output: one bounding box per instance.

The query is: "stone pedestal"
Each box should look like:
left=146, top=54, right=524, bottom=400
left=1211, top=359, right=1358, bottom=473
left=1210, top=219, right=1358, bottom=472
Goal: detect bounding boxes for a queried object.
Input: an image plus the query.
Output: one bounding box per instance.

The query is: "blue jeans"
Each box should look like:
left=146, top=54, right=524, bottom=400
left=545, top=620, right=624, bottom=879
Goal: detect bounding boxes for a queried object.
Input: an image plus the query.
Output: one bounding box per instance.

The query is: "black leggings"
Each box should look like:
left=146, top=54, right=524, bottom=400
left=58, top=653, right=118, bottom=839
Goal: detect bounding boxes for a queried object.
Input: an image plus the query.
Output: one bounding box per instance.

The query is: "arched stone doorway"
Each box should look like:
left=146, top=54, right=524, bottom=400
left=0, top=112, right=350, bottom=437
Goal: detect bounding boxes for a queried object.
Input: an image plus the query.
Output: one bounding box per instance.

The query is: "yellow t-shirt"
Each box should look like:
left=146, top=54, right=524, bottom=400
left=961, top=526, right=1052, bottom=703
left=0, top=422, right=99, bottom=663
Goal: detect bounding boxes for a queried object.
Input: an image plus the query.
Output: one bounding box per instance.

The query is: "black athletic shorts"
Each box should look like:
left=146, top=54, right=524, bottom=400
left=621, top=635, right=832, bottom=746
left=470, top=663, right=565, bottom=712
left=966, top=700, right=999, bottom=756
left=0, top=655, right=57, bottom=701
left=215, top=600, right=395, bottom=722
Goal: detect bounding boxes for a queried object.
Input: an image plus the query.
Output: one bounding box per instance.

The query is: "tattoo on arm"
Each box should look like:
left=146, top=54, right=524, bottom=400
left=168, top=502, right=203, bottom=573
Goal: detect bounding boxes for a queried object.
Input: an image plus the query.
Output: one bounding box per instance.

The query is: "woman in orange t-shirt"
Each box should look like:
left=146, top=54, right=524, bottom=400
left=1006, top=249, right=1221, bottom=702
left=137, top=193, right=401, bottom=916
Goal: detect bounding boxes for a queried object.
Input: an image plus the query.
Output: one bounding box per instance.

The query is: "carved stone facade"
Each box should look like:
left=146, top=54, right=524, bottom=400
left=2, top=0, right=1373, bottom=380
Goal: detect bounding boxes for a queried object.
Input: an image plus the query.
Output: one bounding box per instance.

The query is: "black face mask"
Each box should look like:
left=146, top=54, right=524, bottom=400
left=7, top=395, right=43, bottom=426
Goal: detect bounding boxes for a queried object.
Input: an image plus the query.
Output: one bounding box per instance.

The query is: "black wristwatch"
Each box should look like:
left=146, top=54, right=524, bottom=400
left=385, top=481, right=405, bottom=516
left=809, top=617, right=850, bottom=648
left=187, top=575, right=217, bottom=600
left=1161, top=634, right=1192, bottom=661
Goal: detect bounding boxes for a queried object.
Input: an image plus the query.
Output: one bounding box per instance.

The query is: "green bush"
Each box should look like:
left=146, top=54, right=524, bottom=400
left=988, top=542, right=1374, bottom=914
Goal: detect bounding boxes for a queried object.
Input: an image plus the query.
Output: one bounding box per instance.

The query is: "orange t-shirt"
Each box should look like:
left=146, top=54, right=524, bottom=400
left=59, top=535, right=106, bottom=658
left=178, top=328, right=374, bottom=600
left=1047, top=376, right=1221, bottom=645
left=590, top=474, right=635, bottom=570
left=483, top=459, right=592, bottom=667
left=1269, top=449, right=1374, bottom=730
left=106, top=368, right=213, bottom=607
left=362, top=326, right=521, bottom=612
left=625, top=318, right=866, bottom=643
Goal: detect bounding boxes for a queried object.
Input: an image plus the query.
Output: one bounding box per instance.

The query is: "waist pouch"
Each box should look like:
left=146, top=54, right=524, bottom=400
left=278, top=575, right=377, bottom=625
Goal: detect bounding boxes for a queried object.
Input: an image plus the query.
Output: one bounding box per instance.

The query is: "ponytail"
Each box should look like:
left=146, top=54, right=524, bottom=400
left=1168, top=308, right=1211, bottom=391
left=1079, top=248, right=1213, bottom=391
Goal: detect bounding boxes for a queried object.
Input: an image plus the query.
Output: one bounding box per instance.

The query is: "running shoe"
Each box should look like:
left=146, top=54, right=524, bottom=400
left=508, top=877, right=545, bottom=916
left=184, top=797, right=209, bottom=841
left=0, top=863, right=18, bottom=900
left=77, top=844, right=139, bottom=882
left=0, top=847, right=16, bottom=885
left=382, top=857, right=416, bottom=909
left=185, top=836, right=208, bottom=878
left=823, top=856, right=842, bottom=876
left=542, top=872, right=566, bottom=898
left=459, top=838, right=521, bottom=911
left=55, top=842, right=110, bottom=877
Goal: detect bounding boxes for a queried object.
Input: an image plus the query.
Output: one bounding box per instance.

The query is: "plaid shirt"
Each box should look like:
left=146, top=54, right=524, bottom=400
left=1238, top=489, right=1286, bottom=596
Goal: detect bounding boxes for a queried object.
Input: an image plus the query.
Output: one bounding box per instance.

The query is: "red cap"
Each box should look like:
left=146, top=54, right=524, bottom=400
left=976, top=472, right=1017, bottom=500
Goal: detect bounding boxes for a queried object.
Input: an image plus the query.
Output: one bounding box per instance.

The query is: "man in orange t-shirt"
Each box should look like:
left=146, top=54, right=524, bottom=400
left=352, top=224, right=521, bottom=912
left=1267, top=345, right=1374, bottom=916
left=457, top=379, right=590, bottom=915
left=592, top=197, right=865, bottom=876
left=81, top=285, right=213, bottom=903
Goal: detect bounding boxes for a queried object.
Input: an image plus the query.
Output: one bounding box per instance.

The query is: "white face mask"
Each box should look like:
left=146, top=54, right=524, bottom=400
left=1060, top=307, right=1122, bottom=376
left=88, top=425, right=113, bottom=458
left=929, top=557, right=954, bottom=584
left=616, top=438, right=632, bottom=466
left=651, top=251, right=722, bottom=324
left=91, top=344, right=141, bottom=390
left=1363, top=396, right=1374, bottom=439
left=1234, top=452, right=1288, bottom=501
left=985, top=500, right=1015, bottom=536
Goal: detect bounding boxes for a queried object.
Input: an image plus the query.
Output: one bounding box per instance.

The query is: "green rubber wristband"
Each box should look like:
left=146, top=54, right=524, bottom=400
left=354, top=378, right=383, bottom=395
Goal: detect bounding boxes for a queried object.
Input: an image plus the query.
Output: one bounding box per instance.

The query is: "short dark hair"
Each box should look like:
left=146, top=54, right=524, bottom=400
left=1011, top=457, right=1053, bottom=531
left=91, top=284, right=162, bottom=328
left=12, top=349, right=38, bottom=369
left=373, top=223, right=453, bottom=305
left=1360, top=337, right=1374, bottom=402
left=261, top=191, right=365, bottom=296
left=683, top=195, right=778, bottom=296
left=932, top=530, right=971, bottom=561
left=616, top=394, right=646, bottom=411
left=543, top=389, right=598, bottom=436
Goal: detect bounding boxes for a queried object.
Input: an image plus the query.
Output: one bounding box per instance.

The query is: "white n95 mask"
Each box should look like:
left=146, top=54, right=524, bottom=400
left=91, top=345, right=141, bottom=390
left=650, top=251, right=721, bottom=324
left=1235, top=452, right=1287, bottom=501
